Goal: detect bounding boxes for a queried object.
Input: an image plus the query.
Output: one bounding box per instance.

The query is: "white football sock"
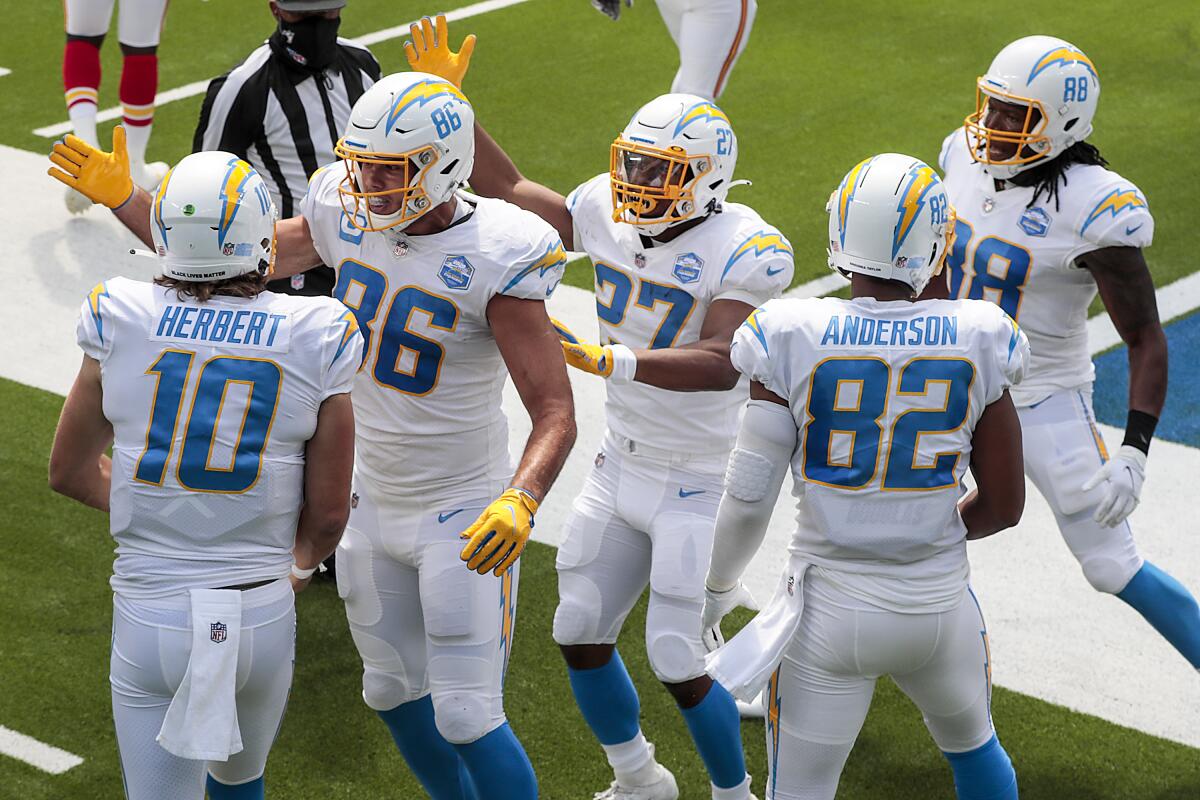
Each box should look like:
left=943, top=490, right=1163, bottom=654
left=67, top=102, right=99, bottom=148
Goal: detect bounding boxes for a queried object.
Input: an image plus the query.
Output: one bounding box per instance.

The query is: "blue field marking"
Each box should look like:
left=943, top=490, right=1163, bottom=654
left=1092, top=311, right=1200, bottom=447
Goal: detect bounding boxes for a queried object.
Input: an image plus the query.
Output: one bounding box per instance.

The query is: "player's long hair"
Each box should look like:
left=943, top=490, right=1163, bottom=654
left=154, top=273, right=269, bottom=303
left=1009, top=141, right=1108, bottom=210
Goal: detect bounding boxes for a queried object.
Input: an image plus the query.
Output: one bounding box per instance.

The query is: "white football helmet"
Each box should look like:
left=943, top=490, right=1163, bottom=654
left=610, top=93, right=738, bottom=236
left=965, top=35, right=1100, bottom=179
left=826, top=153, right=956, bottom=295
left=149, top=151, right=276, bottom=282
left=334, top=71, right=475, bottom=233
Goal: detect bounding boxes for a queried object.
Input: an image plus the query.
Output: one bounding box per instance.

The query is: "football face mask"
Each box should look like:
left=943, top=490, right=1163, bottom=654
left=334, top=140, right=441, bottom=233
left=609, top=139, right=710, bottom=228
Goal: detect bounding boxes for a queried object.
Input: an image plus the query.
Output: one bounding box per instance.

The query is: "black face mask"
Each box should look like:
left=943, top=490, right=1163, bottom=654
left=276, top=15, right=341, bottom=72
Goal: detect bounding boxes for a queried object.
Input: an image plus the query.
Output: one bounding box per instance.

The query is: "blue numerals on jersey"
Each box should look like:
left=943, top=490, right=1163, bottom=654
left=431, top=102, right=463, bottom=139
left=593, top=262, right=695, bottom=349
left=375, top=287, right=458, bottom=395
left=804, top=359, right=890, bottom=488
left=334, top=261, right=459, bottom=396
left=1063, top=76, right=1088, bottom=102
left=883, top=359, right=974, bottom=490
left=134, top=351, right=282, bottom=492
left=945, top=219, right=1031, bottom=319
left=803, top=357, right=974, bottom=491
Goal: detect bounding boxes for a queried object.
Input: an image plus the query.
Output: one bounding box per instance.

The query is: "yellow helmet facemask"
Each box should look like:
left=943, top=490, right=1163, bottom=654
left=609, top=138, right=712, bottom=229
left=963, top=81, right=1050, bottom=169
left=334, top=138, right=442, bottom=233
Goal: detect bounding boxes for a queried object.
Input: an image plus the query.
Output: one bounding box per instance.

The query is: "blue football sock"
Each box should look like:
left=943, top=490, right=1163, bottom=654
left=678, top=680, right=746, bottom=789
left=943, top=735, right=1017, bottom=800
left=453, top=722, right=537, bottom=800
left=566, top=650, right=642, bottom=745
left=377, top=696, right=477, bottom=800
left=1118, top=561, right=1200, bottom=668
left=205, top=775, right=263, bottom=800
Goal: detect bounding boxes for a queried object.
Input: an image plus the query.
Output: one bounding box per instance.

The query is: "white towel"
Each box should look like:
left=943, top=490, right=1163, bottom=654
left=706, top=558, right=811, bottom=702
left=156, top=589, right=244, bottom=761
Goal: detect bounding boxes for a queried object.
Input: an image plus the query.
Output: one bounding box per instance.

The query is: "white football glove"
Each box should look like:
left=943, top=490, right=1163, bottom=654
left=701, top=581, right=758, bottom=652
left=1081, top=445, right=1147, bottom=527
left=591, top=0, right=633, bottom=21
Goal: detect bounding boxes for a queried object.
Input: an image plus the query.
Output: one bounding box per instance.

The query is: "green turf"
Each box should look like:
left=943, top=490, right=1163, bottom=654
left=2, top=0, right=1196, bottom=294
left=4, top=373, right=1200, bottom=797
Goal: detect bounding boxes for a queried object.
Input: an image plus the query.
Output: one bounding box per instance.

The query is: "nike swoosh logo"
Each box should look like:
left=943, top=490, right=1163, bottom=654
left=766, top=266, right=785, bottom=276
left=678, top=488, right=706, bottom=498
left=1125, top=224, right=1144, bottom=236
left=438, top=509, right=465, bottom=524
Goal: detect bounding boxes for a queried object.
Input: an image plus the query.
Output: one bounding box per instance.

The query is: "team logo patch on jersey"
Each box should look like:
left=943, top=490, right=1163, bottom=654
left=210, top=622, right=227, bottom=644
left=672, top=252, right=704, bottom=284
left=439, top=256, right=474, bottom=290
left=1018, top=207, right=1051, bottom=237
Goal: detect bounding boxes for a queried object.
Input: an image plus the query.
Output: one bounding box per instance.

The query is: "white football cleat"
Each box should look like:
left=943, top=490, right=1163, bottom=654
left=595, top=745, right=679, bottom=800
left=131, top=160, right=169, bottom=192
left=65, top=185, right=94, bottom=215
left=737, top=691, right=765, bottom=719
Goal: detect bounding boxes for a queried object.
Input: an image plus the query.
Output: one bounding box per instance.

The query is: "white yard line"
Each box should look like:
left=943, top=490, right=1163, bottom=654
left=0, top=726, right=83, bottom=775
left=31, top=0, right=537, bottom=138
left=0, top=68, right=12, bottom=78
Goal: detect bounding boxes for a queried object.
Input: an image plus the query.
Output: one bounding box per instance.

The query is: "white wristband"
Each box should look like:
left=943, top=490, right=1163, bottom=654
left=291, top=564, right=317, bottom=579
left=607, top=343, right=637, bottom=384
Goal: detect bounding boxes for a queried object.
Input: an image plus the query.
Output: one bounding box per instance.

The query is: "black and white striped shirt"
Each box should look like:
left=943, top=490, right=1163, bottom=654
left=193, top=36, right=380, bottom=220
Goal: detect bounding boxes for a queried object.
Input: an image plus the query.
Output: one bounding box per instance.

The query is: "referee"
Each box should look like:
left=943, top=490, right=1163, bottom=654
left=193, top=0, right=380, bottom=295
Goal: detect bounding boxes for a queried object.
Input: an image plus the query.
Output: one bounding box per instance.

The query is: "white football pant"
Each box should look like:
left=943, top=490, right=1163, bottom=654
left=110, top=579, right=295, bottom=799
left=65, top=0, right=169, bottom=47
left=764, top=570, right=995, bottom=800
left=1018, top=387, right=1143, bottom=594
left=654, top=0, right=758, bottom=99
left=554, top=431, right=726, bottom=683
left=336, top=485, right=519, bottom=744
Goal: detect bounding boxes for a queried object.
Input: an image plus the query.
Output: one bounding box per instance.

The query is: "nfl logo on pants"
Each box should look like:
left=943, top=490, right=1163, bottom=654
left=210, top=622, right=228, bottom=644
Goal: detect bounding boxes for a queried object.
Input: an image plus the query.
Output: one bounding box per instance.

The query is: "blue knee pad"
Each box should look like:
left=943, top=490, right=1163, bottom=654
left=1117, top=561, right=1200, bottom=668
left=378, top=696, right=477, bottom=800
left=205, top=775, right=263, bottom=800
left=679, top=680, right=746, bottom=790
left=453, top=722, right=537, bottom=800
left=566, top=649, right=641, bottom=745
left=943, top=735, right=1017, bottom=800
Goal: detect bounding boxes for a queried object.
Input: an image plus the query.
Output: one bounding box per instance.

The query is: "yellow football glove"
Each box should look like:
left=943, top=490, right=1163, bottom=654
left=404, top=14, right=476, bottom=89
left=460, top=488, right=539, bottom=576
left=47, top=125, right=135, bottom=209
left=551, top=318, right=617, bottom=378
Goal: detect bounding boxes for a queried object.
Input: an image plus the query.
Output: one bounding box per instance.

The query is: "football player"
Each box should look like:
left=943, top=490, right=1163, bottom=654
left=936, top=35, right=1200, bottom=669
left=61, top=0, right=170, bottom=214
left=48, top=151, right=360, bottom=800
left=591, top=0, right=757, bottom=100
left=49, top=71, right=577, bottom=800
left=704, top=153, right=1028, bottom=800
left=406, top=15, right=792, bottom=799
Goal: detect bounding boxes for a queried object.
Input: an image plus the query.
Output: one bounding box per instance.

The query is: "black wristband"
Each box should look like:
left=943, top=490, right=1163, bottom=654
left=1122, top=409, right=1158, bottom=455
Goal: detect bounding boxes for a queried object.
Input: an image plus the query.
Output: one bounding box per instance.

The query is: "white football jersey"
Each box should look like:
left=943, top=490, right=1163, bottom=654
left=731, top=296, right=1029, bottom=610
left=76, top=277, right=363, bottom=600
left=302, top=167, right=566, bottom=504
left=567, top=173, right=794, bottom=454
left=939, top=128, right=1153, bottom=405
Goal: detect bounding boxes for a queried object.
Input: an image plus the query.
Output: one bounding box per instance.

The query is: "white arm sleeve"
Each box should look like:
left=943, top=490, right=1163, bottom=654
left=706, top=399, right=797, bottom=592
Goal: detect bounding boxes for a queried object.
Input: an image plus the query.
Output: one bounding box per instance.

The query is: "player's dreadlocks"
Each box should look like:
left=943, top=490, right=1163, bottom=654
left=1009, top=141, right=1108, bottom=210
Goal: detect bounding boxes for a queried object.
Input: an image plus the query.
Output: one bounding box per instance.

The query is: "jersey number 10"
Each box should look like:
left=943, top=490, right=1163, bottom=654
left=135, top=351, right=282, bottom=493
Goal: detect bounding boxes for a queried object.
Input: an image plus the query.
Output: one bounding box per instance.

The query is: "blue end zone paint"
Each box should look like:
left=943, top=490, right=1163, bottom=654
left=1093, top=311, right=1200, bottom=447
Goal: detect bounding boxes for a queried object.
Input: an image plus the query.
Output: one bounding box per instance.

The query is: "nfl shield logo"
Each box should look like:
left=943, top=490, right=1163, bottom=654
left=634, top=252, right=647, bottom=269
left=210, top=622, right=227, bottom=644
left=594, top=451, right=606, bottom=468
left=786, top=576, right=795, bottom=596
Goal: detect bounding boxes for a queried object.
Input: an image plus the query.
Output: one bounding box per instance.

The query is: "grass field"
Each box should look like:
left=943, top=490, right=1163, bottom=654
left=3, top=0, right=1200, bottom=797
left=4, top=373, right=1200, bottom=798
